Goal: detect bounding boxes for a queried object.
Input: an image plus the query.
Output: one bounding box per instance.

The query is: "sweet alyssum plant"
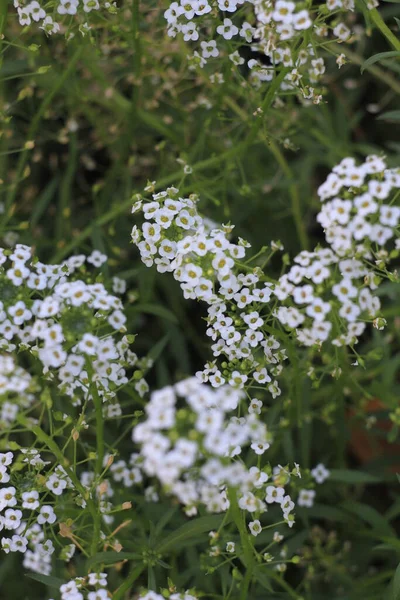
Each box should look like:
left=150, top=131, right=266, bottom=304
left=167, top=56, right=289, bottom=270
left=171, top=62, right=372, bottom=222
left=131, top=154, right=400, bottom=389
left=0, top=244, right=304, bottom=599
left=2, top=0, right=400, bottom=597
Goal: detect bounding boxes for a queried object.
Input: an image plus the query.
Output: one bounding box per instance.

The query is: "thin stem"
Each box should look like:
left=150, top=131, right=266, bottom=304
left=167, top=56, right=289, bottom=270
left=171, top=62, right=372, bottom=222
left=112, top=564, right=146, bottom=600
left=367, top=6, right=400, bottom=52
left=328, top=43, right=400, bottom=96
left=223, top=96, right=309, bottom=250
left=1, top=44, right=84, bottom=233
left=268, top=140, right=309, bottom=251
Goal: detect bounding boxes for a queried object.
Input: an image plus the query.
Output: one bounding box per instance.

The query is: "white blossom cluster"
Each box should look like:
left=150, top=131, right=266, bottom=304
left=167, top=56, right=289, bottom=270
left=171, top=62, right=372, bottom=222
left=0, top=450, right=73, bottom=575
left=0, top=354, right=34, bottom=426
left=132, top=377, right=299, bottom=527
left=138, top=591, right=198, bottom=600
left=53, top=572, right=110, bottom=600
left=13, top=0, right=117, bottom=36
left=273, top=248, right=382, bottom=348
left=0, top=244, right=147, bottom=414
left=164, top=0, right=378, bottom=103
left=0, top=450, right=131, bottom=576
left=272, top=155, right=400, bottom=349
left=317, top=154, right=400, bottom=256
left=131, top=189, right=287, bottom=393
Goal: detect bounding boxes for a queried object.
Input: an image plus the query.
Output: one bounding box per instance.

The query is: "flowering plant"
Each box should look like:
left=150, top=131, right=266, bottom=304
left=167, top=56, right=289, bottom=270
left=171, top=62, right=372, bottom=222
left=1, top=0, right=400, bottom=598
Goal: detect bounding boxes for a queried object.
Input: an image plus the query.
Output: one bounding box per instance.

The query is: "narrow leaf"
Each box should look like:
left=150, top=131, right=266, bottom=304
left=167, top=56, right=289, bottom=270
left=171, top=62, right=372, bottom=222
left=377, top=110, right=400, bottom=122
left=26, top=573, right=65, bottom=589
left=157, top=514, right=230, bottom=553
left=329, top=469, right=381, bottom=483
left=361, top=51, right=400, bottom=73
left=392, top=563, right=400, bottom=600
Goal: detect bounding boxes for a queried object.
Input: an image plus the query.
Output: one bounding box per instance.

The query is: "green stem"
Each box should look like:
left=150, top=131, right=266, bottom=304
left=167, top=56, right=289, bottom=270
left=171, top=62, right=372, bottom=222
left=223, top=96, right=309, bottom=250
left=92, top=384, right=105, bottom=478
left=52, top=140, right=251, bottom=261
left=19, top=417, right=96, bottom=514
left=113, top=564, right=146, bottom=600
left=268, top=140, right=309, bottom=250
left=368, top=6, right=400, bottom=51
left=228, top=489, right=255, bottom=600
left=1, top=44, right=84, bottom=233
left=329, top=43, right=400, bottom=95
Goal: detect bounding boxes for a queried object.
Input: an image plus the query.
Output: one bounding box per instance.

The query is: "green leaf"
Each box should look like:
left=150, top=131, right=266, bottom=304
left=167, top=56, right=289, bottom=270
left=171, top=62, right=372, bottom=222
left=392, top=563, right=400, bottom=600
left=361, top=51, right=400, bottom=73
left=377, top=110, right=400, bottom=122
left=329, top=469, right=381, bottom=484
left=395, top=17, right=400, bottom=30
left=87, top=551, right=142, bottom=569
left=305, top=503, right=351, bottom=522
left=147, top=333, right=170, bottom=363
left=26, top=573, right=65, bottom=589
left=131, top=303, right=178, bottom=324
left=156, top=514, right=230, bottom=553
left=31, top=176, right=60, bottom=227
left=342, top=501, right=395, bottom=537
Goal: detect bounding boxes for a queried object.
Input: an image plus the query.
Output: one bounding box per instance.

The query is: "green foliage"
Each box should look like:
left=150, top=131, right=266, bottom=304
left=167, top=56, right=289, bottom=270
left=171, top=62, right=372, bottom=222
left=1, top=1, right=400, bottom=600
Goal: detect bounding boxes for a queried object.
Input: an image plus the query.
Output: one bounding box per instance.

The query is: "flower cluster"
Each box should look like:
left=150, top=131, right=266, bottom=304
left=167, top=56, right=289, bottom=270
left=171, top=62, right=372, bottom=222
left=0, top=451, right=73, bottom=575
left=0, top=245, right=147, bottom=415
left=56, top=573, right=109, bottom=600
left=14, top=0, right=117, bottom=36
left=0, top=355, right=34, bottom=426
left=132, top=188, right=287, bottom=394
left=132, top=377, right=299, bottom=527
left=138, top=592, right=197, bottom=600
left=164, top=0, right=376, bottom=103
left=317, top=154, right=400, bottom=256
left=273, top=247, right=382, bottom=348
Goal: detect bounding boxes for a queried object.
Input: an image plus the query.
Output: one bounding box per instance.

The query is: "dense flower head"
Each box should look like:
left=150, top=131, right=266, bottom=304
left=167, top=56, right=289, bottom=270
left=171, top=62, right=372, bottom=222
left=273, top=247, right=383, bottom=348
left=132, top=377, right=299, bottom=526
left=164, top=0, right=377, bottom=103
left=0, top=451, right=71, bottom=574
left=0, top=449, right=132, bottom=575
left=0, top=355, right=34, bottom=426
left=56, top=573, right=109, bottom=600
left=13, top=0, right=117, bottom=36
left=317, top=154, right=400, bottom=256
left=138, top=592, right=198, bottom=600
left=132, top=188, right=287, bottom=395
left=0, top=244, right=147, bottom=412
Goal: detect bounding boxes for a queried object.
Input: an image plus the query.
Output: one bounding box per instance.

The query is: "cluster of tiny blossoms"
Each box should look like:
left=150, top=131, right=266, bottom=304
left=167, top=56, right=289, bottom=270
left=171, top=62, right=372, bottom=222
left=52, top=580, right=197, bottom=600
left=53, top=573, right=110, bottom=600
left=0, top=245, right=147, bottom=418
left=0, top=354, right=34, bottom=426
left=132, top=378, right=300, bottom=527
left=1, top=449, right=134, bottom=575
left=0, top=451, right=73, bottom=575
left=317, top=154, right=400, bottom=256
left=164, top=0, right=377, bottom=103
left=131, top=189, right=287, bottom=395
left=273, top=248, right=382, bottom=348
left=138, top=592, right=197, bottom=600
left=273, top=154, right=400, bottom=349
left=14, top=0, right=117, bottom=36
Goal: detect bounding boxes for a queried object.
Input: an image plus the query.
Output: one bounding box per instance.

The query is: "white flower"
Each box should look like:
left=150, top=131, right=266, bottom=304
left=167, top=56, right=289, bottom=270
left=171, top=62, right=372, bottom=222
left=311, top=463, right=330, bottom=483
left=21, top=490, right=40, bottom=510
left=249, top=519, right=262, bottom=536
left=87, top=250, right=107, bottom=267
left=298, top=489, right=316, bottom=507
left=216, top=18, right=238, bottom=40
